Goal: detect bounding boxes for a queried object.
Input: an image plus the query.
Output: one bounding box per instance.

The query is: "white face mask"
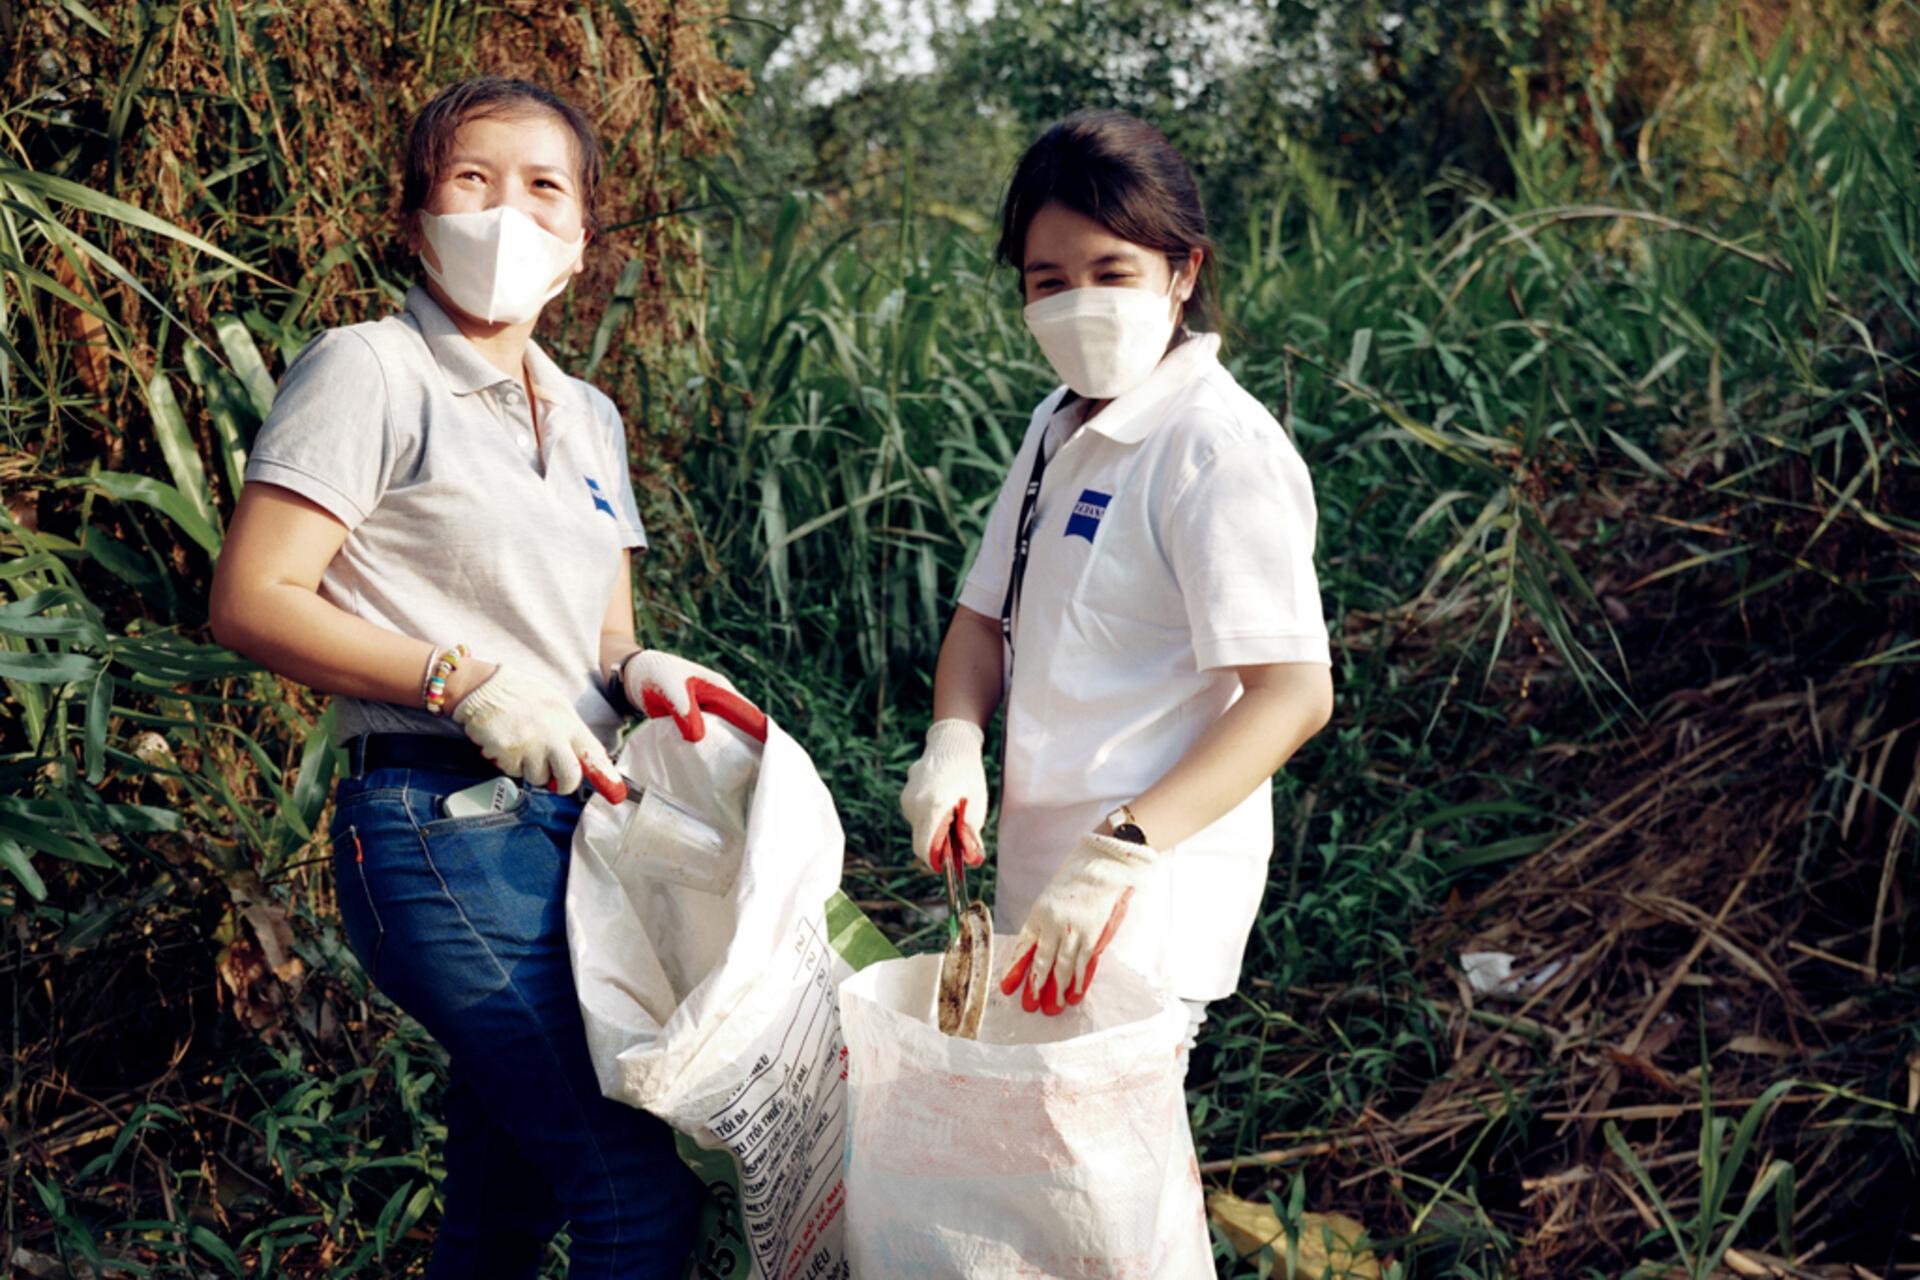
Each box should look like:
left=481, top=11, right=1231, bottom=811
left=1022, top=281, right=1179, bottom=400
left=418, top=206, right=585, bottom=325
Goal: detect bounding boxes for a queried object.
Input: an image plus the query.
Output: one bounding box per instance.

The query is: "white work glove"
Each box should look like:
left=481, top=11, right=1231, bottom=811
left=1000, top=832, right=1160, bottom=1016
left=619, top=649, right=765, bottom=744
left=452, top=664, right=617, bottom=795
left=899, top=719, right=988, bottom=871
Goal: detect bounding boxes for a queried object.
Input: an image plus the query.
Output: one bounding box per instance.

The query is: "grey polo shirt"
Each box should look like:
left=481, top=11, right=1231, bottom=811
left=244, top=286, right=647, bottom=745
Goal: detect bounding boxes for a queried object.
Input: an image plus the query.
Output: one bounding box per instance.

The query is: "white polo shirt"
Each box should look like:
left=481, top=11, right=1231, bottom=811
left=958, top=332, right=1329, bottom=1000
left=244, top=287, right=647, bottom=746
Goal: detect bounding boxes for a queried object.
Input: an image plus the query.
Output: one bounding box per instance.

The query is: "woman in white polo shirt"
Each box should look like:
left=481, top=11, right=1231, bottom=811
left=209, top=79, right=750, bottom=1278
left=900, top=110, right=1335, bottom=1041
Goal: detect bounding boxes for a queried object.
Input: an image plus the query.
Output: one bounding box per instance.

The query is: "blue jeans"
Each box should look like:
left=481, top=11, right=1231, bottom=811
left=330, top=766, right=701, bottom=1279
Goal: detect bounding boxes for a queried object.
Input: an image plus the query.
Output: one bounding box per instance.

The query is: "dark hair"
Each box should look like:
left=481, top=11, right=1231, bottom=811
left=401, top=77, right=603, bottom=234
left=995, top=110, right=1216, bottom=329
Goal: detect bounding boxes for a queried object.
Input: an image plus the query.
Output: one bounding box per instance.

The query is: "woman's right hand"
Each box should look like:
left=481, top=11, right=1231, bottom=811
left=899, top=719, right=989, bottom=871
left=451, top=664, right=616, bottom=795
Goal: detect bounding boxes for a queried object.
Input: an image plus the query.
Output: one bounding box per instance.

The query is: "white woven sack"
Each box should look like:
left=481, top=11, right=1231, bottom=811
left=567, top=716, right=851, bottom=1280
left=838, top=950, right=1212, bottom=1279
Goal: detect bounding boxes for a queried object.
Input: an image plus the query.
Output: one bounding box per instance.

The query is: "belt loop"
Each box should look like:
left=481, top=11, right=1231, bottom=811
left=347, top=734, right=368, bottom=779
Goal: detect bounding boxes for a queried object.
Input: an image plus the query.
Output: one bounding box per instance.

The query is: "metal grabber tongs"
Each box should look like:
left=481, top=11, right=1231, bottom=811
left=935, top=805, right=994, bottom=1039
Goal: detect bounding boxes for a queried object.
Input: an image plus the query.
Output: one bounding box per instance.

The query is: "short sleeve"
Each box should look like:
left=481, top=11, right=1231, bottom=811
left=1166, top=436, right=1330, bottom=670
left=594, top=393, right=648, bottom=551
left=243, top=330, right=393, bottom=527
left=956, top=450, right=1027, bottom=618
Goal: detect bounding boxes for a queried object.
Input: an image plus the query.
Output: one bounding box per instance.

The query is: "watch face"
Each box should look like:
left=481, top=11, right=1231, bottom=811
left=1113, top=823, right=1148, bottom=846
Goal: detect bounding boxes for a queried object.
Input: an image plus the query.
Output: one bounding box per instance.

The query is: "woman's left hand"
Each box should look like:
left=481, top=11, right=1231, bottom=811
left=1000, top=832, right=1161, bottom=1015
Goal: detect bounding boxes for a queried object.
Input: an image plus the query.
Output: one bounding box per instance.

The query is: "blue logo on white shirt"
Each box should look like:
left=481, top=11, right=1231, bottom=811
left=1064, top=489, right=1111, bottom=542
left=584, top=476, right=616, bottom=520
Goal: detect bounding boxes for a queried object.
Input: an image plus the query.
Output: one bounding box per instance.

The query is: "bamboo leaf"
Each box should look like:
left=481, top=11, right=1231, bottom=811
left=0, top=589, right=106, bottom=645
left=395, top=1184, right=434, bottom=1246
left=1604, top=426, right=1670, bottom=480
left=1437, top=832, right=1555, bottom=873
left=1344, top=327, right=1373, bottom=383
left=0, top=812, right=116, bottom=870
left=0, top=836, right=47, bottom=901
left=1633, top=344, right=1690, bottom=390
left=270, top=706, right=337, bottom=859
left=0, top=650, right=99, bottom=682
left=189, top=1224, right=245, bottom=1277
left=214, top=313, right=277, bottom=418
left=115, top=636, right=254, bottom=678
left=1418, top=800, right=1548, bottom=827
left=77, top=1102, right=183, bottom=1183
left=85, top=668, right=112, bottom=784
left=183, top=343, right=253, bottom=496
left=0, top=168, right=269, bottom=279
left=55, top=0, right=113, bottom=38
left=0, top=797, right=180, bottom=833
left=146, top=371, right=218, bottom=530
left=292, top=704, right=337, bottom=835
left=69, top=471, right=223, bottom=555
left=1773, top=1162, right=1797, bottom=1259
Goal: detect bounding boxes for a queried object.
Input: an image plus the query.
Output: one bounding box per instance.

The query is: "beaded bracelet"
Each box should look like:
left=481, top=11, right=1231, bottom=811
left=424, top=643, right=470, bottom=716
left=418, top=647, right=444, bottom=708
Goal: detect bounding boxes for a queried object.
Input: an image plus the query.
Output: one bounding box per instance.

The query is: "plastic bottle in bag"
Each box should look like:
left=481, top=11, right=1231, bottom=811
left=610, top=784, right=742, bottom=896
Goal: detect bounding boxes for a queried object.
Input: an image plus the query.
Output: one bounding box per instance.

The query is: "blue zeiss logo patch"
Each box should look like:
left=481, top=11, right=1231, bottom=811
left=584, top=476, right=616, bottom=520
left=1064, top=489, right=1111, bottom=543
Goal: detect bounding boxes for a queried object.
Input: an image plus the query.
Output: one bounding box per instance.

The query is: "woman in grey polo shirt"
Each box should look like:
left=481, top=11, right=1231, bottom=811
left=209, top=78, right=744, bottom=1278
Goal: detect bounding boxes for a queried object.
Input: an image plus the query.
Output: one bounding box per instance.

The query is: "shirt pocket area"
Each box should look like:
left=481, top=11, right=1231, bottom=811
left=1070, top=503, right=1189, bottom=637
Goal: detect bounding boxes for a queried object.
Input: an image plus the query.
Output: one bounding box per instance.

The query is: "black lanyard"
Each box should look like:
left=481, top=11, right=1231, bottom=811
left=997, top=417, right=1058, bottom=667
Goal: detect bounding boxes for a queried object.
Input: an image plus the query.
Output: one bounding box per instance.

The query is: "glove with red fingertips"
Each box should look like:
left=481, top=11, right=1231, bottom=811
left=999, top=831, right=1159, bottom=1015
left=929, top=798, right=985, bottom=874
left=580, top=760, right=628, bottom=805
left=452, top=664, right=619, bottom=796
left=899, top=719, right=989, bottom=872
left=620, top=650, right=766, bottom=744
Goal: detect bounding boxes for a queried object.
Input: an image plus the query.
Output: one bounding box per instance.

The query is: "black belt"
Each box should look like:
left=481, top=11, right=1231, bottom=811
left=347, top=732, right=495, bottom=779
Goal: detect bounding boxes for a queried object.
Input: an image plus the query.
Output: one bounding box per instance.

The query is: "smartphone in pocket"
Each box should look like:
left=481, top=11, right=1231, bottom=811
left=440, top=777, right=520, bottom=819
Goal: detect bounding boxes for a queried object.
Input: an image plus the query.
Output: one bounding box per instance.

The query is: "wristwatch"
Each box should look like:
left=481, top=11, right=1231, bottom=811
left=605, top=652, right=640, bottom=718
left=1105, top=802, right=1149, bottom=846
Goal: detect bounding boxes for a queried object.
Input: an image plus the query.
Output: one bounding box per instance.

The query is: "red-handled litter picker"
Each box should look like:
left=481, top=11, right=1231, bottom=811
left=935, top=805, right=993, bottom=1039
left=571, top=683, right=773, bottom=806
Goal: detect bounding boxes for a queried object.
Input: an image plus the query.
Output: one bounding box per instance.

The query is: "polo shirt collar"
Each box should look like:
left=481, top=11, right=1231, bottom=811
left=405, top=285, right=594, bottom=422
left=406, top=286, right=510, bottom=395
left=1081, top=330, right=1222, bottom=445
left=522, top=339, right=593, bottom=423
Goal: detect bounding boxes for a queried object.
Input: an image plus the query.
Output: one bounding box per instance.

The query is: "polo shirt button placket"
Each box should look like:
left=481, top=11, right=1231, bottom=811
left=494, top=386, right=537, bottom=457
